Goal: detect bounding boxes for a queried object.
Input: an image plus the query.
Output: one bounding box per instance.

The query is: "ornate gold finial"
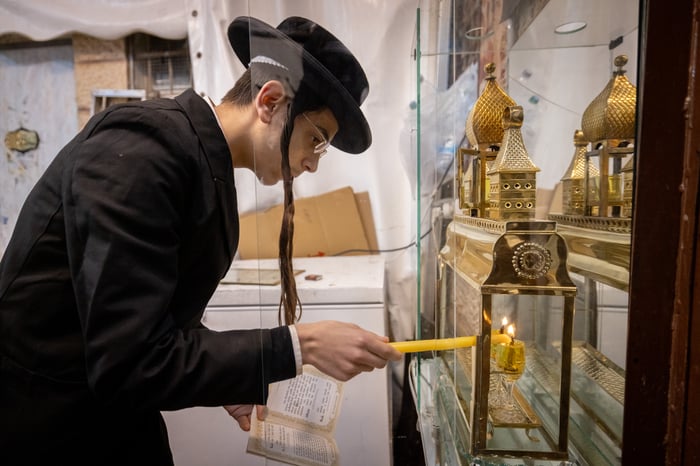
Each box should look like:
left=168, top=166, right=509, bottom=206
left=487, top=105, right=539, bottom=220
left=562, top=129, right=598, bottom=180
left=465, top=63, right=517, bottom=150
left=561, top=129, right=599, bottom=215
left=489, top=106, right=539, bottom=173
left=581, top=55, right=637, bottom=144
left=614, top=55, right=628, bottom=70
left=502, top=106, right=524, bottom=129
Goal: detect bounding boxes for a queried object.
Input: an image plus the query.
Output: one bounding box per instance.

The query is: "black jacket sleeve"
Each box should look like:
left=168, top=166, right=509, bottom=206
left=61, top=104, right=295, bottom=411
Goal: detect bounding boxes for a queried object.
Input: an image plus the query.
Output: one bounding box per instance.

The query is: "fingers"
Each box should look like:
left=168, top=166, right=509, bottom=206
left=296, top=321, right=403, bottom=381
left=343, top=329, right=403, bottom=369
left=223, top=404, right=255, bottom=432
left=256, top=404, right=267, bottom=421
left=236, top=415, right=252, bottom=431
left=364, top=334, right=403, bottom=363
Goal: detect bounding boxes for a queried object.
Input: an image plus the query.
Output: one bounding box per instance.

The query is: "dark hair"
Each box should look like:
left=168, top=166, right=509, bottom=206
left=224, top=68, right=325, bottom=325
left=222, top=65, right=323, bottom=107
left=222, top=69, right=253, bottom=105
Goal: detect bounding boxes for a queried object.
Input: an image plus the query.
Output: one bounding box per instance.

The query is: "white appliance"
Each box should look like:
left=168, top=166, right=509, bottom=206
left=163, top=255, right=392, bottom=466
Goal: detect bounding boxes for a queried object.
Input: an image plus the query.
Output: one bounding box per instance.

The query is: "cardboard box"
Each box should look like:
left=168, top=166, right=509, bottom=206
left=238, top=186, right=378, bottom=259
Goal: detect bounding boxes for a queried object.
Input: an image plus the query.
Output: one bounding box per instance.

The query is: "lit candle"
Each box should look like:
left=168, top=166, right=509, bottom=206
left=390, top=333, right=511, bottom=353
left=492, top=317, right=510, bottom=358
left=495, top=324, right=526, bottom=378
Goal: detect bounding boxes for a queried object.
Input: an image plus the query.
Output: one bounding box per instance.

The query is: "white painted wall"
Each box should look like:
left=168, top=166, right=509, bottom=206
left=0, top=43, right=78, bottom=255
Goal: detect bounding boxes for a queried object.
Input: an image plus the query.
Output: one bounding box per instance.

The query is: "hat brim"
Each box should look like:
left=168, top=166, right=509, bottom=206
left=228, top=17, right=371, bottom=154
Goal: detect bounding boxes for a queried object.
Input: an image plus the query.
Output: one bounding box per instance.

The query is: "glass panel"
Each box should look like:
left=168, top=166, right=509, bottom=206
left=235, top=6, right=394, bottom=466
left=411, top=1, right=638, bottom=464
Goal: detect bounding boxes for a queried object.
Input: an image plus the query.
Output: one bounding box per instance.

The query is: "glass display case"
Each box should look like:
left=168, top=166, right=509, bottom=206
left=407, top=1, right=639, bottom=464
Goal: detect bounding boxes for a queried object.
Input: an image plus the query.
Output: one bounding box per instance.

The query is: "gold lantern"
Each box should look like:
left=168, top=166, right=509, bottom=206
left=432, top=95, right=577, bottom=462
left=435, top=217, right=577, bottom=462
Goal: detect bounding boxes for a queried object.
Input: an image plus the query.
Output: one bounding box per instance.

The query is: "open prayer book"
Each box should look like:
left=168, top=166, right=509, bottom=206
left=247, top=365, right=344, bottom=466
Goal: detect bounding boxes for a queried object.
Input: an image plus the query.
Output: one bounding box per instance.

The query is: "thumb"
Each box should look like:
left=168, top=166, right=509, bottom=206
left=256, top=405, right=268, bottom=421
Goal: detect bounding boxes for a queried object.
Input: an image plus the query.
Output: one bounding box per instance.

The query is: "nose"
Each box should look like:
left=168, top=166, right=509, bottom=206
left=302, top=155, right=320, bottom=174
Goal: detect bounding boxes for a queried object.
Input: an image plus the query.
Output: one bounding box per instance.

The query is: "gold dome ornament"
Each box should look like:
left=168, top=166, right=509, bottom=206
left=465, top=63, right=517, bottom=151
left=581, top=55, right=637, bottom=146
left=458, top=63, right=519, bottom=217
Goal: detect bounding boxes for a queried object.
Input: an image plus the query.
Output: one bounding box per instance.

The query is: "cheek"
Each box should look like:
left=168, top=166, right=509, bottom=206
left=264, top=131, right=279, bottom=152
left=265, top=115, right=286, bottom=151
left=286, top=133, right=307, bottom=165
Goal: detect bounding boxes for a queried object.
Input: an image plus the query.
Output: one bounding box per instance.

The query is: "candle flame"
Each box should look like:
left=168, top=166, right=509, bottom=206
left=506, top=324, right=516, bottom=338
left=501, top=317, right=509, bottom=326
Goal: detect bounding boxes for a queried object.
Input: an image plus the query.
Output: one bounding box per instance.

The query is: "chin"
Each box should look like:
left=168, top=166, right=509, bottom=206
left=257, top=174, right=282, bottom=186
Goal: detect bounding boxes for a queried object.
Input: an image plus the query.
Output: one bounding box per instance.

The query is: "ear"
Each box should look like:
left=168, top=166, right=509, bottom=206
left=255, top=80, right=287, bottom=124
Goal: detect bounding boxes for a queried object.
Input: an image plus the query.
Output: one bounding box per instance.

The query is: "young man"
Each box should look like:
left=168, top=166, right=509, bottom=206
left=0, top=16, right=401, bottom=465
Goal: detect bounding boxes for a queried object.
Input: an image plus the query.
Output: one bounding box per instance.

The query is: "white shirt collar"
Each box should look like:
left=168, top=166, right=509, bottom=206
left=203, top=94, right=224, bottom=130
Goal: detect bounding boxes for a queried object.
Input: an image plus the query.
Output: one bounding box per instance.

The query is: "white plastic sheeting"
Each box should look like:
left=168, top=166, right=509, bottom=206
left=185, top=2, right=423, bottom=370
left=0, top=0, right=188, bottom=41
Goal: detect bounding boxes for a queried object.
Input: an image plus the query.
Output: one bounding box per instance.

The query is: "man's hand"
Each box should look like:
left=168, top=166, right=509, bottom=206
left=295, top=320, right=402, bottom=381
left=223, top=404, right=266, bottom=432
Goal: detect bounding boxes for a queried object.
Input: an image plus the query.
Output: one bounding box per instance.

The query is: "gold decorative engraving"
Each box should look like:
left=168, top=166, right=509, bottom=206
left=512, top=242, right=552, bottom=280
left=547, top=213, right=632, bottom=234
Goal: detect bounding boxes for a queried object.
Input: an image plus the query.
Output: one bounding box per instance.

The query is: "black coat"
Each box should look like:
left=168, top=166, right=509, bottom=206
left=0, top=89, right=296, bottom=465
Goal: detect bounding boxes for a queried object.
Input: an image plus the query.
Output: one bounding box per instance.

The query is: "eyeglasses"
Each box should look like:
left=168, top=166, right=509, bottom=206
left=302, top=113, right=330, bottom=158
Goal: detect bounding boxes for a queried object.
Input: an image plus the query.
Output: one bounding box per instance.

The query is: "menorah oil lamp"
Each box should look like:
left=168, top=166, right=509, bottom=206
left=434, top=102, right=578, bottom=463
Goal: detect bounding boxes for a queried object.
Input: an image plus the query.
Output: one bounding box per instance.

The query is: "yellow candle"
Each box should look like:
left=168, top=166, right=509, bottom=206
left=390, top=333, right=511, bottom=353
left=496, top=339, right=526, bottom=378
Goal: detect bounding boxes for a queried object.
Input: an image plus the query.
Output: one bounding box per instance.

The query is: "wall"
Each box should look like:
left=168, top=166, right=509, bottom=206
left=0, top=40, right=78, bottom=253
left=0, top=33, right=129, bottom=254
left=72, top=34, right=128, bottom=128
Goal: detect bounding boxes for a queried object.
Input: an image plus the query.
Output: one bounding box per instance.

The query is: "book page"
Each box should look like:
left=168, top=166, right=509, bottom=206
left=266, top=365, right=342, bottom=431
left=247, top=412, right=339, bottom=466
left=246, top=365, right=343, bottom=466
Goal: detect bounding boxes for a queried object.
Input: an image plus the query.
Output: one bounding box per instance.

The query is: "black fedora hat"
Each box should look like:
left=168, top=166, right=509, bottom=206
left=228, top=16, right=371, bottom=154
